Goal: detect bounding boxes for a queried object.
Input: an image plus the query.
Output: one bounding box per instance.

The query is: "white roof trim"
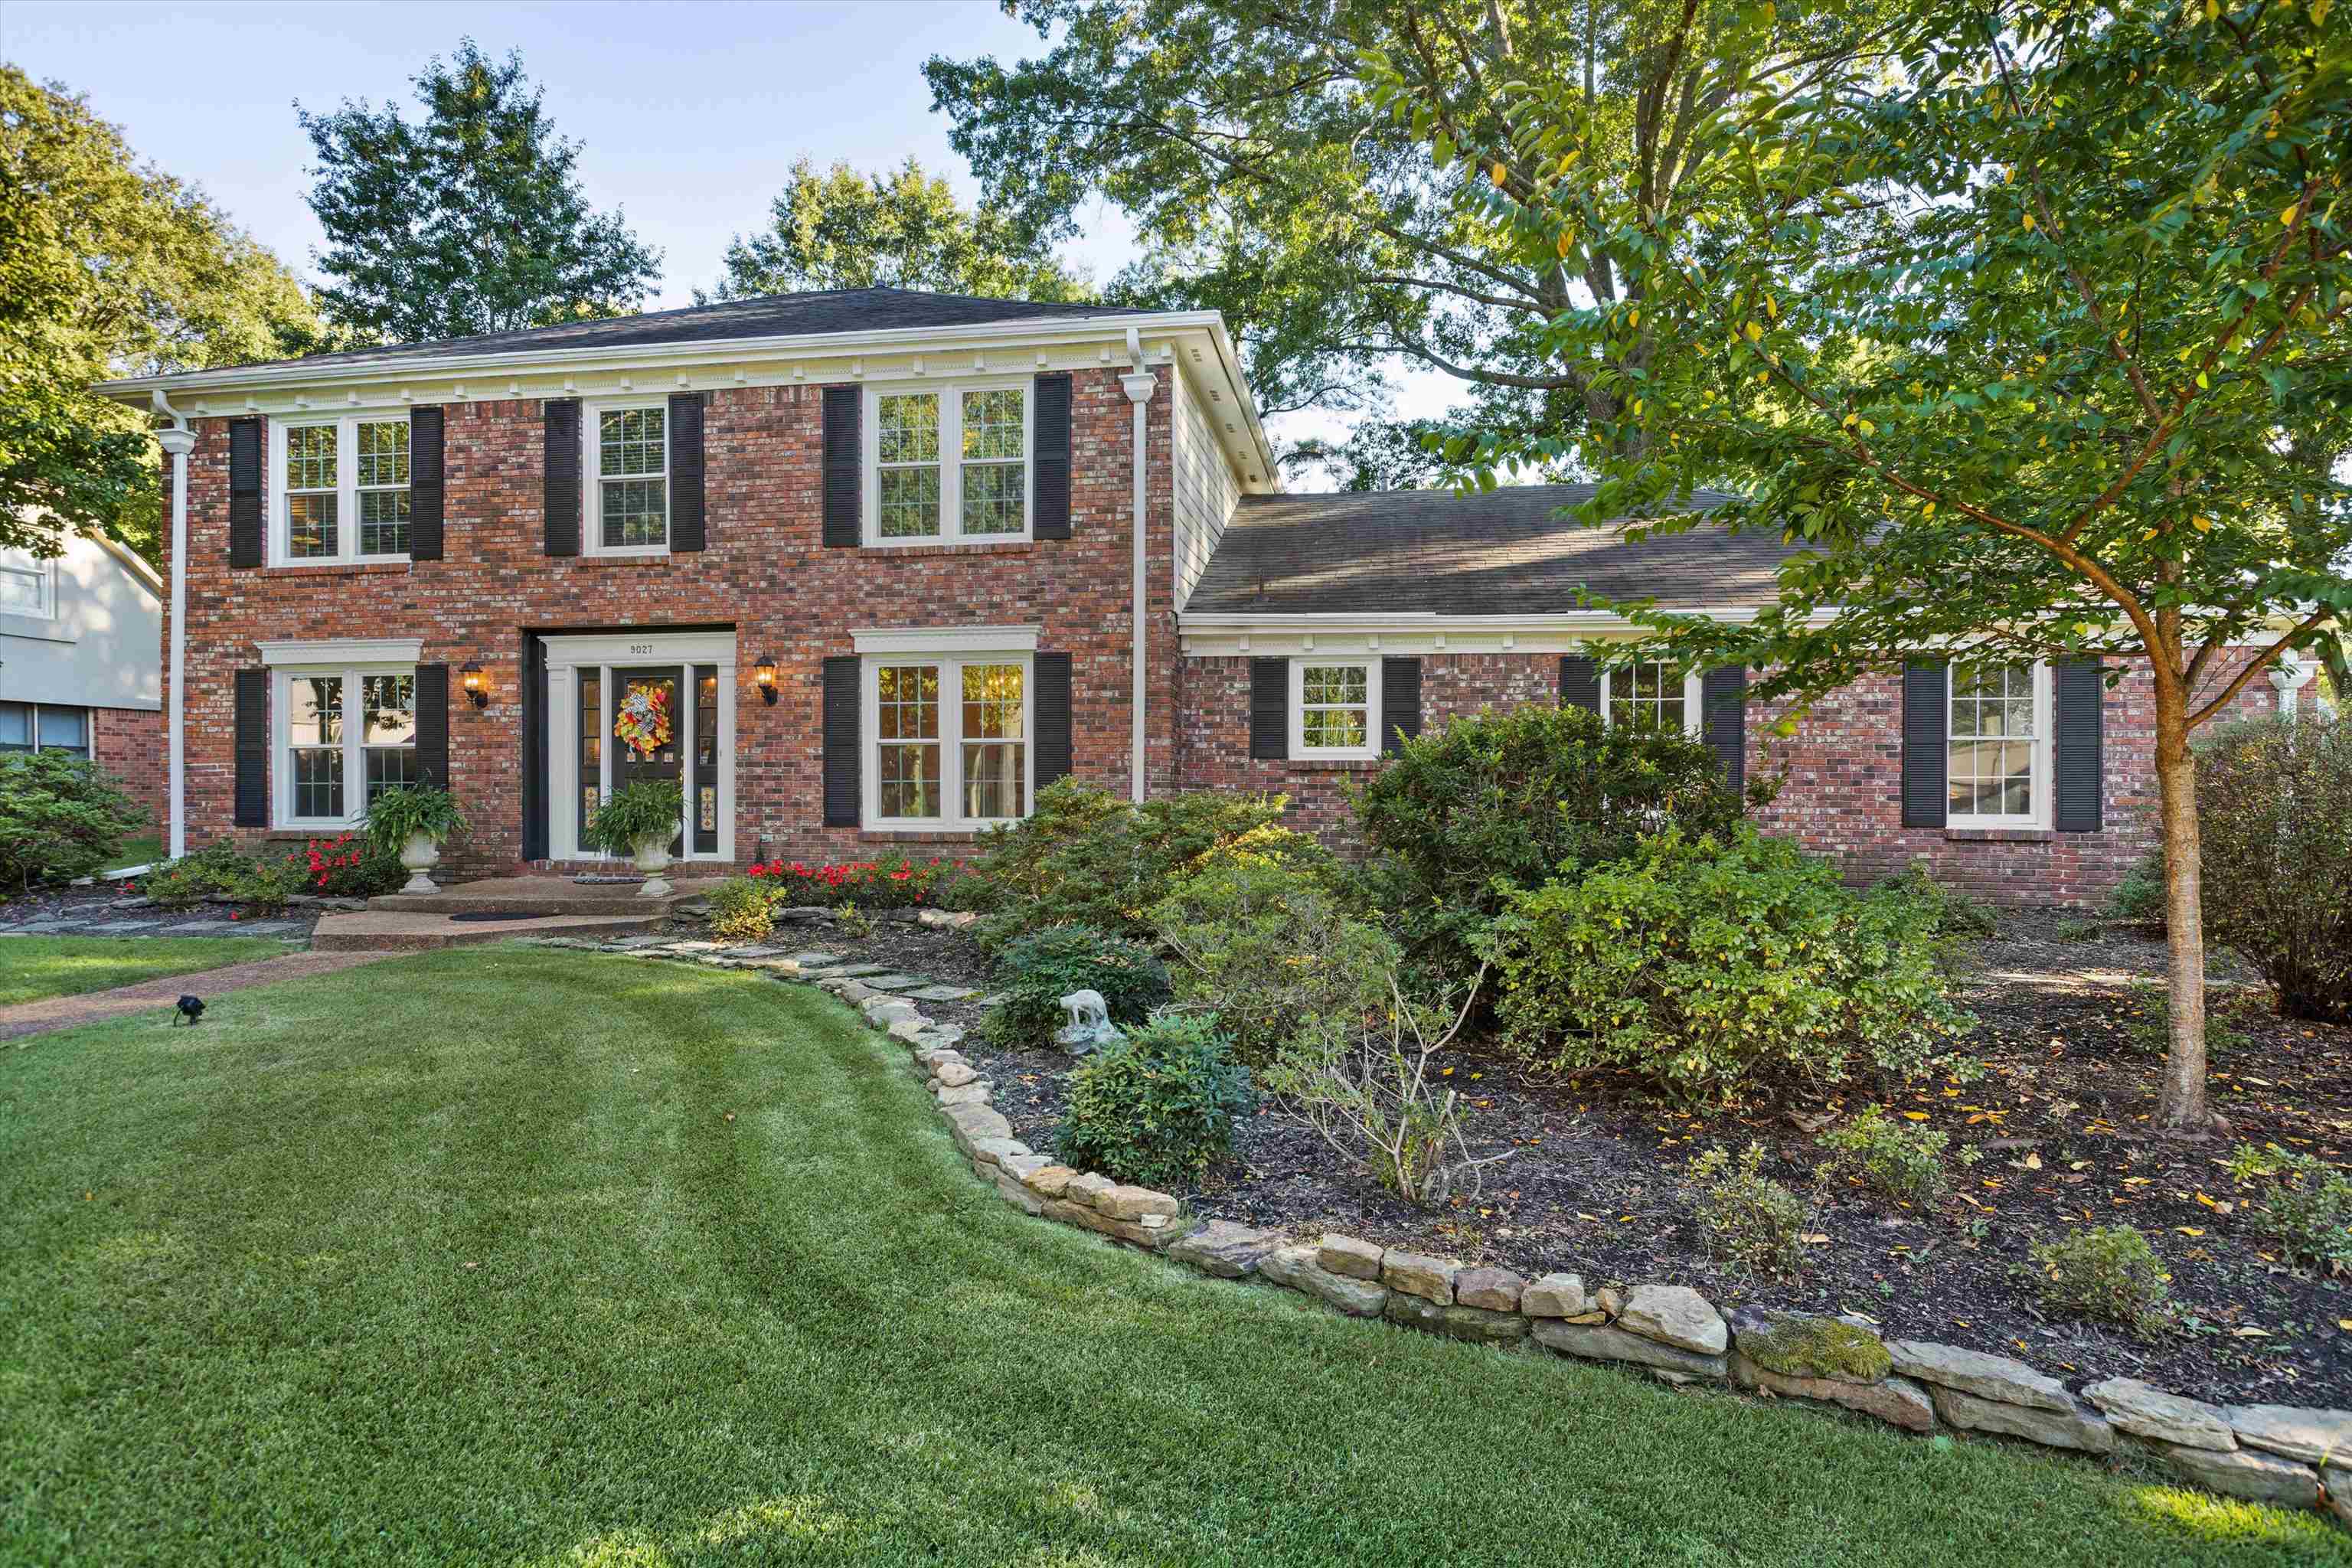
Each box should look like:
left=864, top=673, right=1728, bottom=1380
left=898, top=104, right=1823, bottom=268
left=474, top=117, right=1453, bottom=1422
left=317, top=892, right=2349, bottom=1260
left=853, top=624, right=1042, bottom=655
left=1177, top=608, right=1841, bottom=658
left=258, top=637, right=424, bottom=667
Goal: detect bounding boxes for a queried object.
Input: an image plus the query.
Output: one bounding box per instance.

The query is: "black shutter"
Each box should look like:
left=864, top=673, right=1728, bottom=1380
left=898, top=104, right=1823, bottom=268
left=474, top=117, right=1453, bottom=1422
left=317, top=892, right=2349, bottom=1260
left=227, top=417, right=263, bottom=567
left=234, top=668, right=268, bottom=825
left=2053, top=658, right=2104, bottom=832
left=1035, top=652, right=1073, bottom=789
left=408, top=407, right=445, bottom=560
left=1033, top=372, right=1073, bottom=540
left=1559, top=655, right=1600, bottom=713
left=543, top=399, right=580, bottom=557
left=415, top=663, right=449, bottom=790
left=1901, top=661, right=1949, bottom=828
left=1381, top=656, right=1422, bottom=756
left=1250, top=658, right=1288, bottom=761
left=822, top=387, right=861, bottom=547
left=822, top=655, right=860, bottom=826
left=1702, top=665, right=1748, bottom=795
left=668, top=392, right=706, bottom=552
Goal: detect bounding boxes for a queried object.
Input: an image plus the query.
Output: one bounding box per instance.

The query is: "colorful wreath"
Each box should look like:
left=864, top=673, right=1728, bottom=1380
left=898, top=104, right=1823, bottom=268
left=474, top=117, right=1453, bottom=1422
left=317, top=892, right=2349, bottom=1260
left=614, top=682, right=673, bottom=760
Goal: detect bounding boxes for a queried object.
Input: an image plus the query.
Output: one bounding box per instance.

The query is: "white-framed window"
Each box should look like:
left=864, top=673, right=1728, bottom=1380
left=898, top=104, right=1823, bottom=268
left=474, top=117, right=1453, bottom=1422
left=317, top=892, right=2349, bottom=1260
left=864, top=653, right=1032, bottom=827
left=865, top=381, right=1031, bottom=544
left=1601, top=659, right=1704, bottom=736
left=1289, top=658, right=1382, bottom=760
left=586, top=402, right=668, bottom=554
left=0, top=550, right=57, bottom=618
left=1948, top=661, right=2051, bottom=828
left=276, top=666, right=417, bottom=827
left=0, top=701, right=90, bottom=757
left=273, top=414, right=411, bottom=564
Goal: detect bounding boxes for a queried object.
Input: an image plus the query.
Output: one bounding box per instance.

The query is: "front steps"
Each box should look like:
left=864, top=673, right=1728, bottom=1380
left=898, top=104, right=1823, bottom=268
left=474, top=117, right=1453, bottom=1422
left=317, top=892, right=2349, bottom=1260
left=314, top=874, right=723, bottom=950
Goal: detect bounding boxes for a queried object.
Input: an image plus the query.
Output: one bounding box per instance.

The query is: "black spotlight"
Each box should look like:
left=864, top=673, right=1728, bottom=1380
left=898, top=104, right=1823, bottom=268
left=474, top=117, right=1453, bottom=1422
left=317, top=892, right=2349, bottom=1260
left=176, top=995, right=206, bottom=1026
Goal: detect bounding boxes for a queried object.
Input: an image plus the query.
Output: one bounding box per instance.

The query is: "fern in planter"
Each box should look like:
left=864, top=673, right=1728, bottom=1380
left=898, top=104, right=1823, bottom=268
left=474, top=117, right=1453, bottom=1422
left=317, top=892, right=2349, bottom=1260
left=364, top=784, right=469, bottom=852
left=583, top=779, right=684, bottom=856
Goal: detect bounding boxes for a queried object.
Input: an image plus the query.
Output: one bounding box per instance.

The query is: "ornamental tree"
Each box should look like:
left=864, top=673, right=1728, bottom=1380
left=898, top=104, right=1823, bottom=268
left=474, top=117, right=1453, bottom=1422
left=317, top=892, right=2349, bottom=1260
left=1380, top=0, right=2352, bottom=1130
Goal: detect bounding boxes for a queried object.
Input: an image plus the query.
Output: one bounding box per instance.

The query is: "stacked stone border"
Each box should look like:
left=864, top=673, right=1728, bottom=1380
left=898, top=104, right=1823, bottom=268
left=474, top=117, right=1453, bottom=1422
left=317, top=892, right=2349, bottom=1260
left=550, top=932, right=2352, bottom=1530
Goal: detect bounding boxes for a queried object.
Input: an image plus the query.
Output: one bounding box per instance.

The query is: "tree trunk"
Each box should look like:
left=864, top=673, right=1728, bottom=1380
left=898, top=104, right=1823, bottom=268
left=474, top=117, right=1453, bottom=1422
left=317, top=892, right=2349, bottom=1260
left=2151, top=686, right=2216, bottom=1133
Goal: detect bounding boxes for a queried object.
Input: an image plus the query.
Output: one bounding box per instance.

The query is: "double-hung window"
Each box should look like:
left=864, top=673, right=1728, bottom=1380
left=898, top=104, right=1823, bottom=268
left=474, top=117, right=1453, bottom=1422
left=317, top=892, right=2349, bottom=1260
left=867, top=655, right=1031, bottom=826
left=0, top=701, right=89, bottom=757
left=1948, top=662, right=2050, bottom=827
left=1601, top=659, right=1702, bottom=736
left=867, top=382, right=1030, bottom=544
left=277, top=667, right=417, bottom=826
left=590, top=404, right=668, bottom=552
left=1289, top=659, right=1381, bottom=760
left=276, top=416, right=410, bottom=564
left=0, top=550, right=56, bottom=618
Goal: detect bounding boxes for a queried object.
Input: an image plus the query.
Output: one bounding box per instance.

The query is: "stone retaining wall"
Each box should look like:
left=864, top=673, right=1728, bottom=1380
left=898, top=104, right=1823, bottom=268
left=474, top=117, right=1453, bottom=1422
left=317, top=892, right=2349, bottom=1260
left=580, top=936, right=2352, bottom=1530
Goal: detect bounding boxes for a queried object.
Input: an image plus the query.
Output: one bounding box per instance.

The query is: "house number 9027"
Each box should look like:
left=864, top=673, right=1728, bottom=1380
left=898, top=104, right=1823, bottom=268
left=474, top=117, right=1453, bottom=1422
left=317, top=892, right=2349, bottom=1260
left=628, top=643, right=655, bottom=655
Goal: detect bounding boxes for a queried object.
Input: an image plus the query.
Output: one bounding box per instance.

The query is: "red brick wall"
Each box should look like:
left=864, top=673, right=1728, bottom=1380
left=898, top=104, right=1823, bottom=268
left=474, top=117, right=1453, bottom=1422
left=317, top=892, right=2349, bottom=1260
left=168, top=368, right=1176, bottom=878
left=1177, top=652, right=2285, bottom=906
left=90, top=705, right=165, bottom=831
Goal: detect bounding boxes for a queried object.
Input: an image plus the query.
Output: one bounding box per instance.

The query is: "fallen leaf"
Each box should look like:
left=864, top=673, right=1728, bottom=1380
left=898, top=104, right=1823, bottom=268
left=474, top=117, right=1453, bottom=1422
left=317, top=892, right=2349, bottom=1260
left=1903, top=1111, right=1929, bottom=1122
left=1802, top=1233, right=1831, bottom=1244
left=2177, top=1227, right=2206, bottom=1236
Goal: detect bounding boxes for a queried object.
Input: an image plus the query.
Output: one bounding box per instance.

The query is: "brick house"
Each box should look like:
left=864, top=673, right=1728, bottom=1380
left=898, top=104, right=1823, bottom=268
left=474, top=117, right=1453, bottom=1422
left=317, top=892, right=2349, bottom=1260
left=99, top=287, right=2302, bottom=903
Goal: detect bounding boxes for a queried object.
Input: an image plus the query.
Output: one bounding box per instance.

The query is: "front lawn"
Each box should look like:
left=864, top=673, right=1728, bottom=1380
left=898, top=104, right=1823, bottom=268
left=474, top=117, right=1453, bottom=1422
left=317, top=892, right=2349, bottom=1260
left=0, top=949, right=2337, bottom=1566
left=0, top=935, right=296, bottom=1007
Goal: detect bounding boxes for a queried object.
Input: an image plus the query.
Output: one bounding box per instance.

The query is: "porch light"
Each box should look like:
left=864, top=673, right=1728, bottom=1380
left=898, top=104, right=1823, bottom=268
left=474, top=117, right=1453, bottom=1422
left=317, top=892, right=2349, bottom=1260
left=754, top=655, right=779, bottom=705
left=460, top=662, right=488, bottom=708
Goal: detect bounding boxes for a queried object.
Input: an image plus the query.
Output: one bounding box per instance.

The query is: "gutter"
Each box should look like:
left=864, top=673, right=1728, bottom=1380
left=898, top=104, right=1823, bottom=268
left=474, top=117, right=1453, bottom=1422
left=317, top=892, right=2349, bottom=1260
left=1122, top=328, right=1156, bottom=802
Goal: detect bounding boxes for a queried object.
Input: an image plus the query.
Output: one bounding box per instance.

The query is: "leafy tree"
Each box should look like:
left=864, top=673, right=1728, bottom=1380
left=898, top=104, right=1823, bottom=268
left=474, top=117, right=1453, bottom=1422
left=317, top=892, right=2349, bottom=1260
left=0, top=67, right=323, bottom=560
left=700, top=157, right=1089, bottom=303
left=1398, top=0, right=2352, bottom=1130
left=299, top=40, right=660, bottom=342
left=926, top=0, right=1893, bottom=458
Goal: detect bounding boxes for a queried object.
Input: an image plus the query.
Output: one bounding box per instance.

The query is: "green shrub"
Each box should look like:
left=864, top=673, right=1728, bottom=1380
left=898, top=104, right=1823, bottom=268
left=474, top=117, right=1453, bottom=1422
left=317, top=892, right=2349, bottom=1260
left=0, top=752, right=144, bottom=891
left=964, top=779, right=1331, bottom=949
left=1054, top=1014, right=1255, bottom=1187
left=2226, top=1143, right=2352, bottom=1275
left=2122, top=980, right=2258, bottom=1059
left=362, top=782, right=468, bottom=852
left=2195, top=715, right=2351, bottom=1023
left=2028, top=1225, right=2171, bottom=1331
left=2108, top=849, right=2166, bottom=923
left=140, top=841, right=256, bottom=909
left=985, top=925, right=1174, bottom=1050
left=707, top=875, right=774, bottom=942
left=1354, top=703, right=1743, bottom=977
left=1873, top=863, right=1998, bottom=939
left=220, top=855, right=302, bottom=912
left=1684, top=1142, right=1810, bottom=1276
left=583, top=779, right=684, bottom=857
left=1815, top=1104, right=1978, bottom=1204
left=1486, top=827, right=1972, bottom=1102
left=1148, top=859, right=1397, bottom=1069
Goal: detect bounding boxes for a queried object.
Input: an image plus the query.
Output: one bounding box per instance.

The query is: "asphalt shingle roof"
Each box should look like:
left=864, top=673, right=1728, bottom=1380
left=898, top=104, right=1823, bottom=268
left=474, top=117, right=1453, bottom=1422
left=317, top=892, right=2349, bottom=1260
left=1185, top=484, right=1807, bottom=616
left=232, top=287, right=1185, bottom=374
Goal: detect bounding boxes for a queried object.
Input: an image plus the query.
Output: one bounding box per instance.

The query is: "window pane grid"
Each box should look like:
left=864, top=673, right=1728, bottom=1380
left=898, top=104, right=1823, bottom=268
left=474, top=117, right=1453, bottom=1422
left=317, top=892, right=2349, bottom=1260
left=601, top=479, right=667, bottom=547
left=1300, top=663, right=1371, bottom=751
left=1949, top=664, right=2037, bottom=819
left=1609, top=661, right=1687, bottom=730
left=596, top=408, right=667, bottom=548
left=959, top=388, right=1024, bottom=536
left=872, top=659, right=1027, bottom=822
left=355, top=421, right=410, bottom=556
left=878, top=393, right=943, bottom=538
left=877, top=664, right=942, bottom=819
left=961, top=662, right=1026, bottom=819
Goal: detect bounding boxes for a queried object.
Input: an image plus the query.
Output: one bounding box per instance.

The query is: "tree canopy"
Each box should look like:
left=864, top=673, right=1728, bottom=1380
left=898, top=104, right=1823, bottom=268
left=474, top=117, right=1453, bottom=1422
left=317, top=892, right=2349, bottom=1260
left=0, top=66, right=324, bottom=560
left=298, top=40, right=661, bottom=344
left=1390, top=0, right=2351, bottom=1128
left=926, top=0, right=1895, bottom=481
left=701, top=157, right=1089, bottom=304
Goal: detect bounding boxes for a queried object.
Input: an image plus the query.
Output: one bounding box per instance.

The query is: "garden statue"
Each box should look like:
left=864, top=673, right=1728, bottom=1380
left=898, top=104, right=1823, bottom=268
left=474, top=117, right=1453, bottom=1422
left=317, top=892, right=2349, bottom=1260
left=1055, top=989, right=1123, bottom=1054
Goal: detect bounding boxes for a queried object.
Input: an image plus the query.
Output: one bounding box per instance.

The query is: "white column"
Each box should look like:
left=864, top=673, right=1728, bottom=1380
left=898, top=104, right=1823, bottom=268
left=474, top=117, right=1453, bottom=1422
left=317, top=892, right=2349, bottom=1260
left=156, top=425, right=196, bottom=861
left=1122, top=369, right=1158, bottom=804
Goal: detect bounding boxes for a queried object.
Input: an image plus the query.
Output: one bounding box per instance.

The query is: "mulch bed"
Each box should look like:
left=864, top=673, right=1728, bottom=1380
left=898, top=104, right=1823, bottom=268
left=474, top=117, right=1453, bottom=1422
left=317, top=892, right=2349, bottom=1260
left=827, top=908, right=2350, bottom=1410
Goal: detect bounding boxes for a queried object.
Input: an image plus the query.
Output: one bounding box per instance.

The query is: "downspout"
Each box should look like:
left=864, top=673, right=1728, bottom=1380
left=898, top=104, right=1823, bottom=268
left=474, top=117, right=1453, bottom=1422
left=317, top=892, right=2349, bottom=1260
left=1121, top=329, right=1157, bottom=805
left=151, top=390, right=194, bottom=861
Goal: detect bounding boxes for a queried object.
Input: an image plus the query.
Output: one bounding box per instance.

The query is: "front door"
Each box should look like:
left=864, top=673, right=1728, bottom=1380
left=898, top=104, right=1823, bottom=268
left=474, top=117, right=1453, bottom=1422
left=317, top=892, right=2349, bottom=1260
left=611, top=667, right=684, bottom=856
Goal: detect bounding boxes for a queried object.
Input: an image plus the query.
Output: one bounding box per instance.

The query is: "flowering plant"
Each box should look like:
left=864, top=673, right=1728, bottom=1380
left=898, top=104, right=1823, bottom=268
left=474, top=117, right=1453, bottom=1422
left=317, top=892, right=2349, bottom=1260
left=745, top=855, right=965, bottom=910
left=293, top=833, right=406, bottom=897
left=614, top=682, right=672, bottom=760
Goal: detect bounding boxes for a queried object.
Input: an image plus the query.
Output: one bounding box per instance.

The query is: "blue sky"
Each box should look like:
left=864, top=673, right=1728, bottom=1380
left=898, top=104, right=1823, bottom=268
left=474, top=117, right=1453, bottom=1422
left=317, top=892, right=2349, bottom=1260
left=5, top=1, right=1452, bottom=468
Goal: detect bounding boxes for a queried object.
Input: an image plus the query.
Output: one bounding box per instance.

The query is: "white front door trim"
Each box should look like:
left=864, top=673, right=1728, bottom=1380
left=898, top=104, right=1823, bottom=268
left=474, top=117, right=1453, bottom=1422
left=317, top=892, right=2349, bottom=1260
left=542, top=631, right=736, bottom=862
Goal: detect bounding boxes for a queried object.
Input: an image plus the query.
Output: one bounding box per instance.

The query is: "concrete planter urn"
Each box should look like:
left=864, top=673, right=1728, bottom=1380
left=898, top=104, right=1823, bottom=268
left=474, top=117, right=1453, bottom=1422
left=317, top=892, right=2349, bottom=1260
left=397, top=830, right=443, bottom=895
left=632, top=834, right=675, bottom=898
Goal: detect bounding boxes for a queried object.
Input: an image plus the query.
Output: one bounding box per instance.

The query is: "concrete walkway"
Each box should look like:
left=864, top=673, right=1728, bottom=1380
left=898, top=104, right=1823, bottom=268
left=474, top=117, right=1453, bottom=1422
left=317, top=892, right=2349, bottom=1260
left=0, top=949, right=400, bottom=1042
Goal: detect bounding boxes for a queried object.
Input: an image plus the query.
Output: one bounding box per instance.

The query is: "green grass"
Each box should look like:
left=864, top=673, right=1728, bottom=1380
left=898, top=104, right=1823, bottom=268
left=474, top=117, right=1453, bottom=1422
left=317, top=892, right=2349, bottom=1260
left=0, top=935, right=296, bottom=1007
left=0, top=949, right=2337, bottom=1567
left=102, top=834, right=163, bottom=874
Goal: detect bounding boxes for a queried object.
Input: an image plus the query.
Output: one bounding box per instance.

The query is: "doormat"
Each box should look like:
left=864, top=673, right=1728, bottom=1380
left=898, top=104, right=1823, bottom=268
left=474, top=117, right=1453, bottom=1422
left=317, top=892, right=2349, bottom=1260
left=572, top=875, right=642, bottom=885
left=449, top=912, right=543, bottom=923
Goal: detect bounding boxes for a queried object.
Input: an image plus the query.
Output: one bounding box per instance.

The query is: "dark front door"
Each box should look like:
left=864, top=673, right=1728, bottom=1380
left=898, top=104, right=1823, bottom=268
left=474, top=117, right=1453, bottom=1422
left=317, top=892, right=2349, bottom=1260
left=612, top=667, right=684, bottom=856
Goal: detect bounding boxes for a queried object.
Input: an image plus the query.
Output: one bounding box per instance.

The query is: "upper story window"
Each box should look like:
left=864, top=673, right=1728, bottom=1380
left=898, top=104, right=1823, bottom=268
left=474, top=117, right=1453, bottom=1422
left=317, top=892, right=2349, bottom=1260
left=278, top=666, right=416, bottom=826
left=1290, top=658, right=1381, bottom=761
left=0, top=550, right=57, bottom=619
left=867, top=381, right=1030, bottom=544
left=590, top=404, right=668, bottom=553
left=867, top=654, right=1031, bottom=827
left=1602, top=660, right=1702, bottom=737
left=1949, top=662, right=2050, bottom=827
left=276, top=415, right=410, bottom=564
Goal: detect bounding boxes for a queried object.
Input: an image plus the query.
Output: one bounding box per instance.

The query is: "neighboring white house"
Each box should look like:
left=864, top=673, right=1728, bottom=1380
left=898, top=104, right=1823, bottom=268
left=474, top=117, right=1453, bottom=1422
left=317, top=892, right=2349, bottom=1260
left=2, top=530, right=165, bottom=826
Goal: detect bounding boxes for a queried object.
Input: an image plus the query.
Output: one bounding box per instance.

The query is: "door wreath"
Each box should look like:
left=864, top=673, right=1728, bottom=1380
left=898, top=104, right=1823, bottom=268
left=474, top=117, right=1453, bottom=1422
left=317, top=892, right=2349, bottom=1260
left=614, top=682, right=673, bottom=761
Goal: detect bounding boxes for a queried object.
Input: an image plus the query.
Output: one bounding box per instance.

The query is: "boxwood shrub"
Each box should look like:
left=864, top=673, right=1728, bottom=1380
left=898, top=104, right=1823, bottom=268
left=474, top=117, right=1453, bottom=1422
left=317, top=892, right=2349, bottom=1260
left=1054, top=1014, right=1255, bottom=1187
